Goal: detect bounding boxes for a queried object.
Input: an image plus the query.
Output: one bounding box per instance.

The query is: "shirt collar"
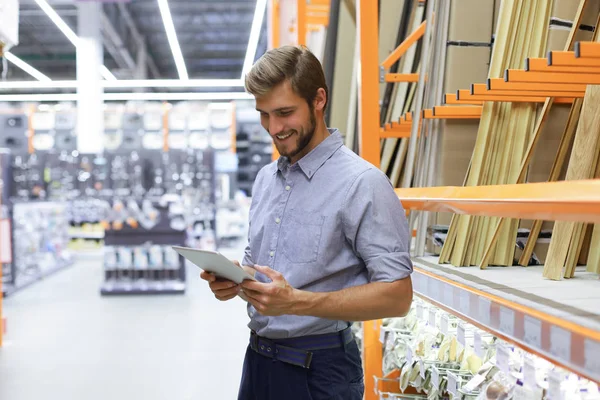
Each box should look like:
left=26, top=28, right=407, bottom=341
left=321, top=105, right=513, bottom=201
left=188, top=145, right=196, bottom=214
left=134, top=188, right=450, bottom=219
left=276, top=129, right=343, bottom=179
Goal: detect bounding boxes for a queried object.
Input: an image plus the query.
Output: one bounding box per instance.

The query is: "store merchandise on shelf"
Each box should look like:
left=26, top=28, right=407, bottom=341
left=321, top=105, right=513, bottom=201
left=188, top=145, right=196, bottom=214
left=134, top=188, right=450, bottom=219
left=2, top=201, right=73, bottom=297
left=376, top=298, right=600, bottom=400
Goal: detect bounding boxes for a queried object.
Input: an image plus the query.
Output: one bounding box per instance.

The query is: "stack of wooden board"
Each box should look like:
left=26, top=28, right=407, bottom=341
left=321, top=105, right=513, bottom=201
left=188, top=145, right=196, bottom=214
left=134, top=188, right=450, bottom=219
left=440, top=0, right=553, bottom=267
left=517, top=0, right=600, bottom=272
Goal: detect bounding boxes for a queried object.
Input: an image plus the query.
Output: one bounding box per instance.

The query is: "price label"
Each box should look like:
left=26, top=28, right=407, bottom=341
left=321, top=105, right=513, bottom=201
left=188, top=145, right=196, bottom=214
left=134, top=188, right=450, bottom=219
left=523, top=357, right=537, bottom=389
left=420, top=359, right=426, bottom=379
left=447, top=372, right=459, bottom=396
left=416, top=303, right=424, bottom=320
left=524, top=316, right=542, bottom=348
left=550, top=326, right=571, bottom=361
left=444, top=285, right=454, bottom=307
left=479, top=297, right=492, bottom=326
left=499, top=307, right=515, bottom=336
left=406, top=346, right=413, bottom=365
left=441, top=314, right=449, bottom=335
left=379, top=327, right=386, bottom=344
left=584, top=339, right=600, bottom=376
left=429, top=279, right=439, bottom=300
left=429, top=308, right=437, bottom=327
left=459, top=291, right=470, bottom=315
left=497, top=343, right=510, bottom=373
left=417, top=274, right=426, bottom=294
left=432, top=365, right=440, bottom=389
left=457, top=323, right=466, bottom=346
left=548, top=370, right=563, bottom=400
left=474, top=330, right=484, bottom=357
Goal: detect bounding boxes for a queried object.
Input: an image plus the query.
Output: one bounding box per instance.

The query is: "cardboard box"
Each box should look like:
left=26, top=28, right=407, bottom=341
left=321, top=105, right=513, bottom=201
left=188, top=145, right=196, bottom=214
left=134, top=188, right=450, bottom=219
left=552, top=0, right=600, bottom=26
left=444, top=46, right=491, bottom=92
left=546, top=24, right=594, bottom=53
left=448, top=0, right=495, bottom=43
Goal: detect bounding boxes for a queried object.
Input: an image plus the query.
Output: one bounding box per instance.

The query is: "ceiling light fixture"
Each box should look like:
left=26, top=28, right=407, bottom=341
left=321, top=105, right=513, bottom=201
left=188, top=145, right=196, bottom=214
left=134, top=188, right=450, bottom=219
left=100, top=66, right=118, bottom=81
left=34, top=0, right=79, bottom=46
left=157, top=0, right=189, bottom=80
left=0, top=79, right=244, bottom=90
left=33, top=0, right=116, bottom=81
left=4, top=52, right=52, bottom=82
left=0, top=92, right=254, bottom=102
left=241, top=0, right=268, bottom=78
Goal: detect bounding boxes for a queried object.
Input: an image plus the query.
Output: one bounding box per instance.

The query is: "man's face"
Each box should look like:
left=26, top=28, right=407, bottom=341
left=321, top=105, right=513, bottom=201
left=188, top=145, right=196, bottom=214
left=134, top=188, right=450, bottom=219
left=255, top=80, right=317, bottom=164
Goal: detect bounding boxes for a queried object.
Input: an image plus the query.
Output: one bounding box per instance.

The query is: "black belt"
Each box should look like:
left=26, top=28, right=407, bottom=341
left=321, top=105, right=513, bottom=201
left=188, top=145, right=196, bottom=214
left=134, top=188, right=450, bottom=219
left=249, top=327, right=354, bottom=369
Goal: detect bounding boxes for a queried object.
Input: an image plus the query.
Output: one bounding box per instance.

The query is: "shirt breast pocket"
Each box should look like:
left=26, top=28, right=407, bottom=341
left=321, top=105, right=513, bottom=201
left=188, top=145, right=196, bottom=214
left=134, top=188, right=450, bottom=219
left=281, top=211, right=324, bottom=264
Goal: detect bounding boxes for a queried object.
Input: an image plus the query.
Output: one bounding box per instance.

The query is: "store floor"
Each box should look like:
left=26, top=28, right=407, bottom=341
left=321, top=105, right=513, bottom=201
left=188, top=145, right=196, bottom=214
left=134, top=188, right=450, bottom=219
left=0, top=242, right=251, bottom=400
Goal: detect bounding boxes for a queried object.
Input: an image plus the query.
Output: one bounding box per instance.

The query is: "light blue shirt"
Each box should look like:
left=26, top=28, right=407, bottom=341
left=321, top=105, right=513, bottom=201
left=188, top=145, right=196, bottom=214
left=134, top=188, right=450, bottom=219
left=243, top=129, right=413, bottom=339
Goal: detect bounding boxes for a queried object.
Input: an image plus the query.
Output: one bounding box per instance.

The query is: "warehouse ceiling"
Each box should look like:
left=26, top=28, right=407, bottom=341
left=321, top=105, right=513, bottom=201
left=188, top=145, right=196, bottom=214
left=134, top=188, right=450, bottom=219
left=6, top=0, right=267, bottom=82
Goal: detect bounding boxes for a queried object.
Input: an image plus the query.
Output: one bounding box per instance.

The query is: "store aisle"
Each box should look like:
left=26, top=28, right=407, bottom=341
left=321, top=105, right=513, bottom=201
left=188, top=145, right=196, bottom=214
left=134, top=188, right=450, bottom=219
left=0, top=244, right=251, bottom=400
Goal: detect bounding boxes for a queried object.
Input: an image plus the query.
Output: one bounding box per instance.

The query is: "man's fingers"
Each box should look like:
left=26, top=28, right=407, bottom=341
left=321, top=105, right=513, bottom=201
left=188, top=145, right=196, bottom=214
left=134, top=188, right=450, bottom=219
left=214, top=285, right=240, bottom=299
left=253, top=265, right=282, bottom=281
left=216, top=292, right=239, bottom=301
left=200, top=271, right=216, bottom=282
left=210, top=279, right=239, bottom=292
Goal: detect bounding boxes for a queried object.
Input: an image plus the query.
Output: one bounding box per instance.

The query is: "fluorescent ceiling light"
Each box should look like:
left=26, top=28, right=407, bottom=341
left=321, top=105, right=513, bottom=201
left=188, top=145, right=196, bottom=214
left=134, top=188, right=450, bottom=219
left=0, top=92, right=254, bottom=102
left=100, top=66, right=118, bottom=81
left=4, top=52, right=52, bottom=82
left=34, top=0, right=79, bottom=46
left=242, top=0, right=268, bottom=78
left=157, top=0, right=189, bottom=80
left=0, top=79, right=244, bottom=90
left=33, top=0, right=115, bottom=81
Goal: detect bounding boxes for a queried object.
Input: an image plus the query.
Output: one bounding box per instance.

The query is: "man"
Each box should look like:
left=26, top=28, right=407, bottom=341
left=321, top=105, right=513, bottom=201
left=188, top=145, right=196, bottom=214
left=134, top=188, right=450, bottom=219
left=201, top=46, right=413, bottom=400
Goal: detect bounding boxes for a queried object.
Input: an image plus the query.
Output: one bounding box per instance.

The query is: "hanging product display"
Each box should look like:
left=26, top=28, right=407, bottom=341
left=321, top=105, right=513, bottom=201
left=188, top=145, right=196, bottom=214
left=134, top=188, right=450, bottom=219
left=3, top=201, right=73, bottom=296
left=376, top=298, right=600, bottom=400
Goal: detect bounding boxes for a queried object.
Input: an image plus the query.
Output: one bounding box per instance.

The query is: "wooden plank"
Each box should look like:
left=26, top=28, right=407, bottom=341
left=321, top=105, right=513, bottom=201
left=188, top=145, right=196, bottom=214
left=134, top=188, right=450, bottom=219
left=518, top=98, right=584, bottom=265
left=480, top=0, right=589, bottom=268
left=519, top=2, right=597, bottom=266
left=544, top=85, right=600, bottom=280
left=587, top=223, right=600, bottom=273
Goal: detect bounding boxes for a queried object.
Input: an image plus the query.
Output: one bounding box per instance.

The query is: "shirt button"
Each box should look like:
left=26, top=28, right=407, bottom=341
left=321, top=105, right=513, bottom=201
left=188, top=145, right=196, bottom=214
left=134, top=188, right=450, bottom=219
left=285, top=185, right=291, bottom=191
left=270, top=251, right=274, bottom=257
left=275, top=217, right=281, bottom=224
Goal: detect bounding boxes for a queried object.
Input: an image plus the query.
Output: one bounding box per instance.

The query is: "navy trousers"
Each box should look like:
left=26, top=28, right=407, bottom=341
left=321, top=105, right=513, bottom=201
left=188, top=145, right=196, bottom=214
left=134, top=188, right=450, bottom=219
left=237, top=338, right=364, bottom=400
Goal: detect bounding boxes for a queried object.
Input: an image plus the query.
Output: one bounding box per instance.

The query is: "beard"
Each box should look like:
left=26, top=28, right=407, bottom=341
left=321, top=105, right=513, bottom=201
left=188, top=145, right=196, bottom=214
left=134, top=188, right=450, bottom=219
left=274, top=109, right=317, bottom=161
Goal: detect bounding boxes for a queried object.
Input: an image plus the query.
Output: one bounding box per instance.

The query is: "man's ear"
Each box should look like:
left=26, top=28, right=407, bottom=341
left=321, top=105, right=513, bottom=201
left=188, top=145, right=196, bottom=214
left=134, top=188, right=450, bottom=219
left=313, top=88, right=327, bottom=112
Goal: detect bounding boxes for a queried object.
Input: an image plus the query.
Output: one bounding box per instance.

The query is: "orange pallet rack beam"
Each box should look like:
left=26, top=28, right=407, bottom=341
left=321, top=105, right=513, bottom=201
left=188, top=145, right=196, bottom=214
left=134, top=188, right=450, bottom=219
left=381, top=20, right=427, bottom=69
left=548, top=50, right=600, bottom=67
left=526, top=57, right=600, bottom=73
left=394, top=179, right=600, bottom=223
left=453, top=90, right=575, bottom=104
left=444, top=93, right=484, bottom=105
left=487, top=78, right=587, bottom=92
left=384, top=73, right=420, bottom=83
left=505, top=69, right=600, bottom=84
left=575, top=41, right=600, bottom=58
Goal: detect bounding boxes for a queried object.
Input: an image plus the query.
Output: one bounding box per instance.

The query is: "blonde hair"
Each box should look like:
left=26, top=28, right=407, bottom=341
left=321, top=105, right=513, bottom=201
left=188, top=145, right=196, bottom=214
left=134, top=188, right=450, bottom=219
left=244, top=46, right=328, bottom=111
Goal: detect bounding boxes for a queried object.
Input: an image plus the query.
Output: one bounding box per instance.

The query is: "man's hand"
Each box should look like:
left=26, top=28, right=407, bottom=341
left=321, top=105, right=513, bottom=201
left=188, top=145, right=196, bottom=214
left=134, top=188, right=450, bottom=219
left=240, top=265, right=300, bottom=316
left=200, top=260, right=245, bottom=301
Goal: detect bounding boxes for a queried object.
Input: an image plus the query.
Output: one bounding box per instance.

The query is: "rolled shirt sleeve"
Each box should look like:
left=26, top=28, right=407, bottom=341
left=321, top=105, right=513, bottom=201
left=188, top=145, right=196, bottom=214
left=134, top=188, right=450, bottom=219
left=342, top=168, right=413, bottom=282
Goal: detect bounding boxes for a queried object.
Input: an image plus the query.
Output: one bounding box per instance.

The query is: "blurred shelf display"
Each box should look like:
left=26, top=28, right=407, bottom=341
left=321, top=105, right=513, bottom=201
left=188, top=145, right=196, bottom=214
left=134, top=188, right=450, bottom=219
left=235, top=104, right=272, bottom=196
left=0, top=100, right=256, bottom=296
left=2, top=201, right=73, bottom=297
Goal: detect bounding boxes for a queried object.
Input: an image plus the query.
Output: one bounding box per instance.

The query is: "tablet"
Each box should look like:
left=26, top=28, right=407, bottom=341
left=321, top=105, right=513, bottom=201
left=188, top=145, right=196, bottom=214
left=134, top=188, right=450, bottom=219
left=172, top=246, right=256, bottom=283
